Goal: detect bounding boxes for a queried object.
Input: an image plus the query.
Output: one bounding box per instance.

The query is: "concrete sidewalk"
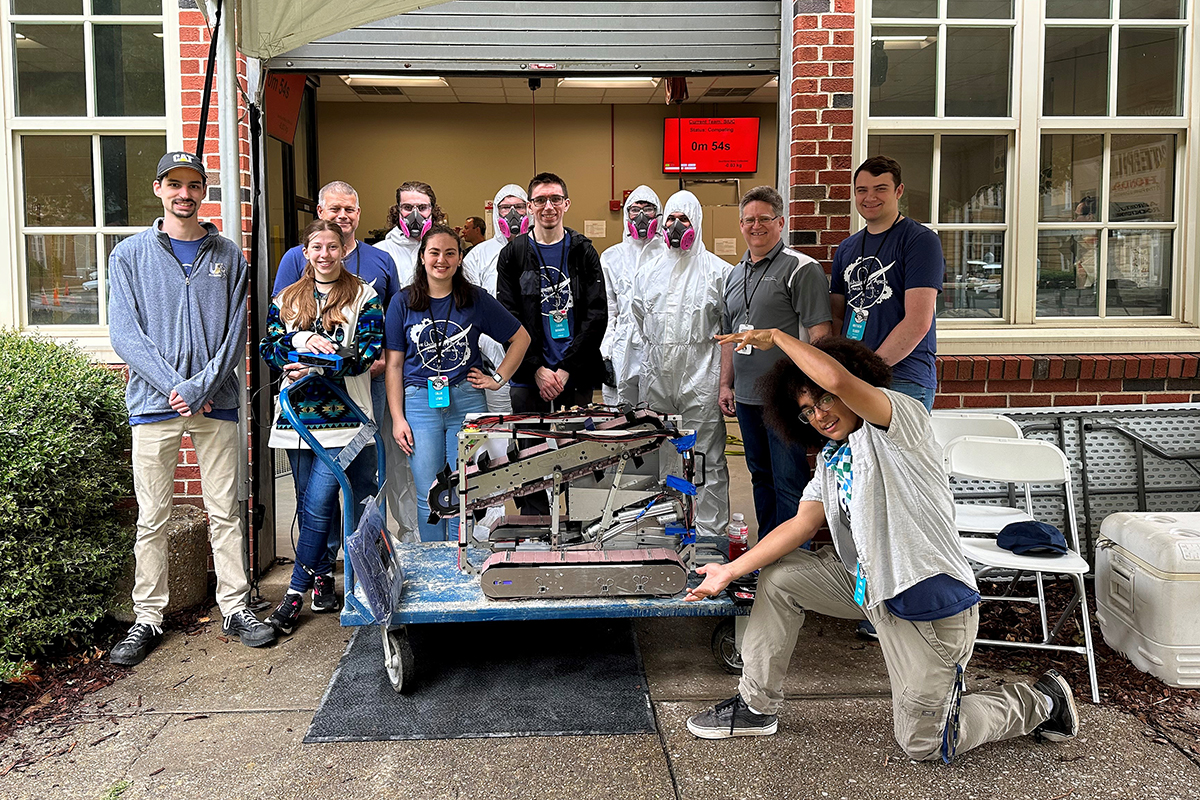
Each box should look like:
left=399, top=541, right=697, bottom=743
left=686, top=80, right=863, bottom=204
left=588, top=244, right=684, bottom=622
left=4, top=563, right=1200, bottom=800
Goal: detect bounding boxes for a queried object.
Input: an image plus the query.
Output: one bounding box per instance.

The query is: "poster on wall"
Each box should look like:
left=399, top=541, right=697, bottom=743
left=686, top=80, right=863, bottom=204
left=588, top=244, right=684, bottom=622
left=264, top=73, right=307, bottom=145
left=663, top=118, right=760, bottom=174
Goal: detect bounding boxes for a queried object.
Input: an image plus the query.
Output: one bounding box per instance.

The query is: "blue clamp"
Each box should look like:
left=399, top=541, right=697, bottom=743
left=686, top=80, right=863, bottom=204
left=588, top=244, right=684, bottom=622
left=666, top=523, right=696, bottom=545
left=583, top=417, right=597, bottom=431
left=666, top=474, right=697, bottom=496
left=669, top=433, right=697, bottom=454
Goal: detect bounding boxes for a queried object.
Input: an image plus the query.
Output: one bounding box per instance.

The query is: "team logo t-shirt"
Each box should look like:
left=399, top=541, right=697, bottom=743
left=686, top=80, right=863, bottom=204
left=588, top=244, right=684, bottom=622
left=387, top=288, right=521, bottom=389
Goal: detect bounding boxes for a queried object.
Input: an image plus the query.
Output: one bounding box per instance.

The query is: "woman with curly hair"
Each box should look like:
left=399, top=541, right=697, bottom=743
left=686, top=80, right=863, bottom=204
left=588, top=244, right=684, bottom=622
left=376, top=180, right=447, bottom=286
left=684, top=328, right=1079, bottom=762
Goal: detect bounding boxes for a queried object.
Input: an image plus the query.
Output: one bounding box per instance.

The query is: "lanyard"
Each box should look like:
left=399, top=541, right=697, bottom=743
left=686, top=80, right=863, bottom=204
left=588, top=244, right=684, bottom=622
left=742, top=248, right=778, bottom=323
left=530, top=234, right=571, bottom=313
left=430, top=295, right=455, bottom=377
left=858, top=213, right=902, bottom=265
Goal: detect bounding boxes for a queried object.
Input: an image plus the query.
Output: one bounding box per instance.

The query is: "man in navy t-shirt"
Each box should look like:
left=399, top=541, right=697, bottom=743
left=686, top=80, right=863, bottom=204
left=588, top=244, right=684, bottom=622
left=830, top=156, right=944, bottom=411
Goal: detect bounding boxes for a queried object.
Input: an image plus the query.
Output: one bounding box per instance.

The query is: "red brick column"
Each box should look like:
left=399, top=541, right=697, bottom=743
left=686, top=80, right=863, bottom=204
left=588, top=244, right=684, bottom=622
left=787, top=0, right=856, bottom=271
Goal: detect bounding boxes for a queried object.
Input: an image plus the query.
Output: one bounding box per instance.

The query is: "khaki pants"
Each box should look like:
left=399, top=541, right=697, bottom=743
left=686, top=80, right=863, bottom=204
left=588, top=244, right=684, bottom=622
left=738, top=546, right=1049, bottom=761
left=131, top=415, right=250, bottom=625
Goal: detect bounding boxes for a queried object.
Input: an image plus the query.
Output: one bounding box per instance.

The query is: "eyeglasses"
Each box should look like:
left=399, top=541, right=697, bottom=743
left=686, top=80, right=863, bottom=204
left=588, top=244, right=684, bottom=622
left=529, top=194, right=567, bottom=208
left=740, top=215, right=781, bottom=227
left=497, top=202, right=528, bottom=214
left=798, top=394, right=837, bottom=423
left=627, top=204, right=657, bottom=217
left=399, top=203, right=432, bottom=215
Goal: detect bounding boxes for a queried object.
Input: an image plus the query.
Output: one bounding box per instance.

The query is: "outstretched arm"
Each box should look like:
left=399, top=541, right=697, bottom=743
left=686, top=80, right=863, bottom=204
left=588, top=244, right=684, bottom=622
left=716, top=327, right=893, bottom=429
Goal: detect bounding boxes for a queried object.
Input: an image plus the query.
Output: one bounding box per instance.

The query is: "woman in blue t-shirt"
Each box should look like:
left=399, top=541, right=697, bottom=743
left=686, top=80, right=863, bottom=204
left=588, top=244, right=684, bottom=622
left=385, top=225, right=531, bottom=541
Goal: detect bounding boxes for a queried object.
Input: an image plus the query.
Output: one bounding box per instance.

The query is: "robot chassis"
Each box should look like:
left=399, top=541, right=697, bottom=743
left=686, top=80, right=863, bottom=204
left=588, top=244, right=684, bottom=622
left=426, top=406, right=705, bottom=600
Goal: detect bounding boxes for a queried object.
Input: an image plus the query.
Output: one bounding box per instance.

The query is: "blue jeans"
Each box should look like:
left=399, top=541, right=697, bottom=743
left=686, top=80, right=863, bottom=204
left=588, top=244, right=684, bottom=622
left=736, top=401, right=811, bottom=537
left=320, top=375, right=387, bottom=561
left=891, top=380, right=935, bottom=412
left=287, top=446, right=377, bottom=593
left=404, top=382, right=489, bottom=542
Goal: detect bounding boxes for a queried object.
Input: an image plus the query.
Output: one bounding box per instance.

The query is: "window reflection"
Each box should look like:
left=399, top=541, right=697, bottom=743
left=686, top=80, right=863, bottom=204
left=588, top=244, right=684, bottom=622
left=23, top=137, right=94, bottom=227
left=937, top=231, right=1004, bottom=319
left=1037, top=231, right=1099, bottom=317
left=14, top=25, right=86, bottom=116
left=26, top=234, right=98, bottom=326
left=1039, top=133, right=1102, bottom=222
left=870, top=27, right=938, bottom=117
left=1107, top=230, right=1171, bottom=316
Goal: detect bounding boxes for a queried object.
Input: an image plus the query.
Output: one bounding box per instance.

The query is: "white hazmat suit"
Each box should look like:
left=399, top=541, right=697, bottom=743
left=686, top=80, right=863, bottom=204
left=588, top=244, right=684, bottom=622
left=632, top=191, right=730, bottom=539
left=375, top=225, right=421, bottom=287
left=374, top=220, right=425, bottom=542
left=599, top=186, right=666, bottom=406
left=463, top=183, right=528, bottom=416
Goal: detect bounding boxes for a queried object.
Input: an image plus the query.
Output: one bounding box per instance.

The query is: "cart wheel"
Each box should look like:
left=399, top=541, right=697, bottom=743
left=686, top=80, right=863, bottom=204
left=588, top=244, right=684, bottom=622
left=382, top=625, right=415, bottom=694
left=711, top=618, right=743, bottom=674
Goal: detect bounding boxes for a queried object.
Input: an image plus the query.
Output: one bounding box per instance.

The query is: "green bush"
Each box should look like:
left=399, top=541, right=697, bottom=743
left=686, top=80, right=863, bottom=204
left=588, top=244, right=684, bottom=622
left=0, top=330, right=133, bottom=680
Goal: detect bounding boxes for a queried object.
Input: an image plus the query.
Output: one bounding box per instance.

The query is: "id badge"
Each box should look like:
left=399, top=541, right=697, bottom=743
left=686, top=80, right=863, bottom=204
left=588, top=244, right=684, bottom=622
left=847, top=310, right=867, bottom=341
left=549, top=311, right=571, bottom=340
left=736, top=322, right=753, bottom=355
left=427, top=376, right=450, bottom=408
left=854, top=563, right=867, bottom=607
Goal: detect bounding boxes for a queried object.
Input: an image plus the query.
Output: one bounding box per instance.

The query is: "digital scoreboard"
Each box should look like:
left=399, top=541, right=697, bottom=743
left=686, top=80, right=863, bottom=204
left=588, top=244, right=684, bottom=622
left=663, top=117, right=760, bottom=174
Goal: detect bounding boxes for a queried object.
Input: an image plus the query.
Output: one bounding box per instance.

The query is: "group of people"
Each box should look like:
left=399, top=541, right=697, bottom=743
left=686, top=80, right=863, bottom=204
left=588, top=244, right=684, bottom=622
left=105, top=149, right=1079, bottom=764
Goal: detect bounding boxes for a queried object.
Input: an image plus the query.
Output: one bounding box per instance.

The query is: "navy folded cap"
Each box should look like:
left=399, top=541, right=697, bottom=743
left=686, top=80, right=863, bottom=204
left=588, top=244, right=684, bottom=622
left=997, top=520, right=1068, bottom=556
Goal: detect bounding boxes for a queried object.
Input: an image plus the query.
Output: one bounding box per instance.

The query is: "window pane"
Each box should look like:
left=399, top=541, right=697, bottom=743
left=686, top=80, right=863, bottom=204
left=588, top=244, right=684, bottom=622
left=12, top=0, right=80, bottom=11
left=14, top=25, right=86, bottom=116
left=26, top=234, right=98, bottom=326
left=101, top=135, right=166, bottom=226
left=293, top=90, right=314, bottom=199
left=1120, top=0, right=1185, bottom=19
left=1037, top=231, right=1099, bottom=316
left=93, top=0, right=164, bottom=12
left=866, top=134, right=933, bottom=221
left=940, top=136, right=1007, bottom=223
left=945, top=28, right=1011, bottom=116
left=1116, top=28, right=1182, bottom=116
left=937, top=231, right=1004, bottom=319
left=1107, top=230, right=1170, bottom=315
left=94, top=25, right=165, bottom=116
left=1039, top=133, right=1103, bottom=222
left=1109, top=134, right=1174, bottom=222
left=23, top=136, right=94, bottom=227
left=1043, top=28, right=1109, bottom=115
left=869, top=27, right=937, bottom=117
left=947, top=0, right=1013, bottom=18
left=872, top=0, right=937, bottom=17
left=1046, top=0, right=1113, bottom=17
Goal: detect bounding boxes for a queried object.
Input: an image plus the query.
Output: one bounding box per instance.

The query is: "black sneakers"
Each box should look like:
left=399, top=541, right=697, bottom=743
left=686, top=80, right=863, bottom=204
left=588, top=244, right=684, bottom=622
left=109, top=622, right=164, bottom=666
left=686, top=695, right=778, bottom=739
left=221, top=608, right=277, bottom=648
left=1033, top=669, right=1079, bottom=742
left=267, top=593, right=303, bottom=636
left=311, top=574, right=342, bottom=614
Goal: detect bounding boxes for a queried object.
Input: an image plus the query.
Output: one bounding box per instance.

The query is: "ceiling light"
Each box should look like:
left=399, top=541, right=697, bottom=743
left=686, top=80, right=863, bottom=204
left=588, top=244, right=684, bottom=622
left=557, top=77, right=661, bottom=89
left=341, top=75, right=448, bottom=88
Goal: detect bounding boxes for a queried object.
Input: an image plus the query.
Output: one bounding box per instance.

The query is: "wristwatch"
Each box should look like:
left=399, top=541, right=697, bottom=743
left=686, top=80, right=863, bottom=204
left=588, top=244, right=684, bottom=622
left=491, top=371, right=506, bottom=387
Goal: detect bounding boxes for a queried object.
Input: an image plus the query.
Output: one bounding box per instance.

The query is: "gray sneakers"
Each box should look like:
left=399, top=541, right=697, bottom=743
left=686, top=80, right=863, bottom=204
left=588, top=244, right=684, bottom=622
left=109, top=622, right=164, bottom=666
left=687, top=695, right=778, bottom=739
left=221, top=608, right=277, bottom=648
left=1033, top=669, right=1079, bottom=742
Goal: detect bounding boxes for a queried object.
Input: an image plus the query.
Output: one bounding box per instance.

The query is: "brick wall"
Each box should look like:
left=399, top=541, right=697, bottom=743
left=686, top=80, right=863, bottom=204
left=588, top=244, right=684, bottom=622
left=174, top=6, right=254, bottom=505
left=936, top=354, right=1200, bottom=409
left=786, top=0, right=856, bottom=265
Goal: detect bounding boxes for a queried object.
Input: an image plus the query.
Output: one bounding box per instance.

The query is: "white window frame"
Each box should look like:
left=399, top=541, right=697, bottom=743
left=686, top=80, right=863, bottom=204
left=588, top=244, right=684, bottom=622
left=0, top=0, right=183, bottom=361
left=855, top=0, right=1200, bottom=355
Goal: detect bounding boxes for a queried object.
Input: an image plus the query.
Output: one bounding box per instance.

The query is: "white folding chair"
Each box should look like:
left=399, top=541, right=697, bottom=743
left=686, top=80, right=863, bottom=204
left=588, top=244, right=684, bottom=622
left=930, top=412, right=1035, bottom=534
left=944, top=436, right=1099, bottom=703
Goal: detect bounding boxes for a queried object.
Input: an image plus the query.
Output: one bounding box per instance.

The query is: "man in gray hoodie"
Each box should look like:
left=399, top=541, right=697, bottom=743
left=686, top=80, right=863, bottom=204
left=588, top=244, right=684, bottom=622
left=107, top=151, right=276, bottom=666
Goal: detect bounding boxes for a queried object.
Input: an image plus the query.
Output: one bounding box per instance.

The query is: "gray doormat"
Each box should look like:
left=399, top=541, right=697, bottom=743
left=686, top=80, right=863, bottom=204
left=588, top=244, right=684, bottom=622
left=305, top=618, right=654, bottom=742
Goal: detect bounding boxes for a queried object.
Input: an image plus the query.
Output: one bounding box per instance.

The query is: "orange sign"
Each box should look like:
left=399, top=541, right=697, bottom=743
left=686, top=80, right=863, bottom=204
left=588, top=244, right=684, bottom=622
left=264, top=73, right=306, bottom=145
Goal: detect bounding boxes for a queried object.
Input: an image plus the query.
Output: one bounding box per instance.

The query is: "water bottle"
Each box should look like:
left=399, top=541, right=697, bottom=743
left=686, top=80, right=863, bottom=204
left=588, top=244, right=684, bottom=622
left=728, top=512, right=749, bottom=560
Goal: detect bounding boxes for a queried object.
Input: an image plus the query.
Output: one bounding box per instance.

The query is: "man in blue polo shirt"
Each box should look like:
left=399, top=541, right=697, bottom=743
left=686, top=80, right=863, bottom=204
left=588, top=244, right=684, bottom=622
left=273, top=180, right=414, bottom=544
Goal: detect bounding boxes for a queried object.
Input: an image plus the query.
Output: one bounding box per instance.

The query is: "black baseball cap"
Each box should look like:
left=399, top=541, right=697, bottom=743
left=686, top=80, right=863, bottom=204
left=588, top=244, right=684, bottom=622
left=155, top=151, right=207, bottom=182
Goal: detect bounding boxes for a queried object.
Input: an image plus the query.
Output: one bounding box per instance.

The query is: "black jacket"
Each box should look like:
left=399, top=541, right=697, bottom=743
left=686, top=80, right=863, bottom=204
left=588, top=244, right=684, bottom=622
left=496, top=227, right=607, bottom=387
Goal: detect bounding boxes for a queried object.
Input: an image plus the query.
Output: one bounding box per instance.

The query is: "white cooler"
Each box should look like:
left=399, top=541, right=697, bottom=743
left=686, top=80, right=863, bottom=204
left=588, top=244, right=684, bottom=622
left=1096, top=512, right=1200, bottom=688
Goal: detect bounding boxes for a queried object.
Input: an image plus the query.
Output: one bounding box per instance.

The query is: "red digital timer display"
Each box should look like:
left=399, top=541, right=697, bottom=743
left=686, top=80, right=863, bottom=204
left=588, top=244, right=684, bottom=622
left=663, top=117, right=760, bottom=174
